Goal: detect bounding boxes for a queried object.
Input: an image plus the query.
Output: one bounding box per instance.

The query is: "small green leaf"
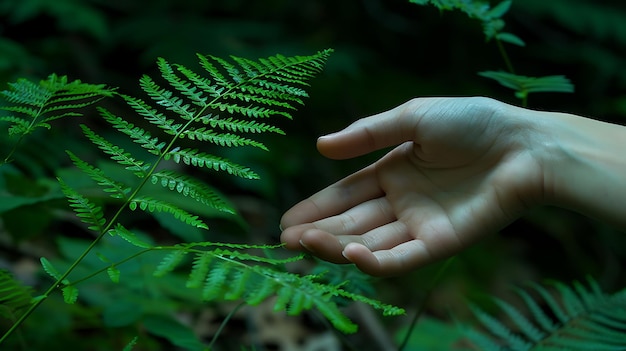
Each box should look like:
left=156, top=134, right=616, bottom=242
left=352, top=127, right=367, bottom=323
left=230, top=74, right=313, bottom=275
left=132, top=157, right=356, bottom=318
left=496, top=32, right=525, bottom=46
left=122, top=337, right=138, bottom=351
left=62, top=285, right=79, bottom=304
left=107, top=266, right=121, bottom=283
left=40, top=257, right=62, bottom=280
left=487, top=0, right=512, bottom=19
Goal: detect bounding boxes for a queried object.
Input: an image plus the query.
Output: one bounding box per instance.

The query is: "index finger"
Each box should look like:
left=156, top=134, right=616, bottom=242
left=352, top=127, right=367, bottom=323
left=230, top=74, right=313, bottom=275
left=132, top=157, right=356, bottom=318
left=280, top=164, right=383, bottom=228
left=317, top=99, right=422, bottom=160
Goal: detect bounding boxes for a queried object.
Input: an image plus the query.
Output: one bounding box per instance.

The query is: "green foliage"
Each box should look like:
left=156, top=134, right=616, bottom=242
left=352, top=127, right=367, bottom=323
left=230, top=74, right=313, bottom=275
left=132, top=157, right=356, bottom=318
left=409, top=0, right=522, bottom=44
left=0, top=270, right=33, bottom=321
left=408, top=0, right=575, bottom=105
left=145, top=242, right=402, bottom=334
left=0, top=49, right=406, bottom=350
left=477, top=71, right=575, bottom=101
left=465, top=277, right=626, bottom=350
left=0, top=74, right=114, bottom=164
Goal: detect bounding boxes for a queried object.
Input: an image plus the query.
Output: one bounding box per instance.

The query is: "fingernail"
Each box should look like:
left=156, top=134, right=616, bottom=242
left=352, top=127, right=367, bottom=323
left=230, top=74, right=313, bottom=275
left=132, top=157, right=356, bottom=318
left=299, top=240, right=312, bottom=252
left=318, top=132, right=338, bottom=140
left=279, top=223, right=283, bottom=231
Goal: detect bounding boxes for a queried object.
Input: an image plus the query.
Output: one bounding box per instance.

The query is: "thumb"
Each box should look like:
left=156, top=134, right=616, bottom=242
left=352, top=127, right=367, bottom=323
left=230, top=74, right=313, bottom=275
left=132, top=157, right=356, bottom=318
left=317, top=101, right=419, bottom=160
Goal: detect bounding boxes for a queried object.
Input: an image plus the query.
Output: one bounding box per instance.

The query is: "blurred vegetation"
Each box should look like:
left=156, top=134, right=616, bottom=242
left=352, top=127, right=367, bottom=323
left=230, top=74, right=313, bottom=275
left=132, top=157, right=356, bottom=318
left=1, top=0, right=626, bottom=350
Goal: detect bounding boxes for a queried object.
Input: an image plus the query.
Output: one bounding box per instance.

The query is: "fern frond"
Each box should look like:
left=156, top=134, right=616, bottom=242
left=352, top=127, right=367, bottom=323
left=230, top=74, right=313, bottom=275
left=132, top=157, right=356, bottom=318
left=140, top=74, right=197, bottom=121
left=198, top=115, right=284, bottom=135
left=494, top=296, right=546, bottom=343
left=478, top=71, right=574, bottom=98
left=129, top=196, right=208, bottom=229
left=0, top=116, right=33, bottom=136
left=157, top=58, right=208, bottom=106
left=164, top=148, right=258, bottom=179
left=40, top=257, right=78, bottom=304
left=180, top=127, right=268, bottom=150
left=99, top=108, right=167, bottom=156
left=66, top=151, right=130, bottom=199
left=120, top=95, right=183, bottom=136
left=466, top=277, right=626, bottom=351
left=107, top=223, right=153, bottom=249
left=0, top=270, right=33, bottom=318
left=58, top=178, right=107, bottom=232
left=469, top=303, right=532, bottom=351
left=210, top=102, right=290, bottom=119
left=0, top=73, right=114, bottom=137
left=186, top=252, right=213, bottom=288
left=80, top=124, right=151, bottom=178
left=149, top=170, right=235, bottom=213
left=154, top=244, right=404, bottom=334
left=153, top=250, right=188, bottom=277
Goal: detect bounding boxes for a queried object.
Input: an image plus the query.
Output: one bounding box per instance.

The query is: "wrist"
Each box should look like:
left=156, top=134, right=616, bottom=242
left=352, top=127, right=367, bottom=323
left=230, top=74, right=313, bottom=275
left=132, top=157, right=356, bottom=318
left=537, top=110, right=626, bottom=229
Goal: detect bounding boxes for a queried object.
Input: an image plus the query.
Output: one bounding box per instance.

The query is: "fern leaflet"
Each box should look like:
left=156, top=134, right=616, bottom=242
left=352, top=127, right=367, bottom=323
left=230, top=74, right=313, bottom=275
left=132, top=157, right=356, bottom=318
left=58, top=178, right=107, bottom=232
left=0, top=73, right=114, bottom=164
left=152, top=245, right=405, bottom=334
left=129, top=196, right=208, bottom=229
left=466, top=277, right=626, bottom=350
left=0, top=270, right=33, bottom=320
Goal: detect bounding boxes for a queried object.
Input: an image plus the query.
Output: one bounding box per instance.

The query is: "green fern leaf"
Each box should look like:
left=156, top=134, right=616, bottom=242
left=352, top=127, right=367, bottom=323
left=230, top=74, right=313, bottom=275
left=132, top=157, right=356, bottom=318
left=469, top=303, right=532, bottom=351
left=202, top=260, right=233, bottom=301
left=164, top=148, right=258, bottom=179
left=58, top=178, right=107, bottom=232
left=244, top=274, right=278, bottom=305
left=80, top=124, right=151, bottom=178
left=107, top=223, right=153, bottom=249
left=120, top=95, right=183, bottom=136
left=61, top=285, right=78, bottom=304
left=40, top=257, right=62, bottom=281
left=0, top=73, right=114, bottom=137
left=149, top=170, right=235, bottom=214
left=107, top=266, right=121, bottom=284
left=99, top=108, right=166, bottom=156
left=0, top=116, right=32, bottom=136
left=157, top=58, right=208, bottom=106
left=66, top=151, right=130, bottom=199
left=153, top=250, right=188, bottom=277
left=122, top=337, right=138, bottom=351
left=0, top=270, right=33, bottom=318
left=478, top=71, right=574, bottom=99
left=198, top=115, right=284, bottom=135
left=40, top=257, right=78, bottom=304
left=129, top=196, right=208, bottom=229
left=186, top=252, right=213, bottom=288
left=180, top=127, right=268, bottom=150
left=493, top=297, right=545, bottom=343
left=223, top=269, right=252, bottom=300
left=139, top=74, right=197, bottom=121
left=466, top=278, right=626, bottom=350
left=311, top=294, right=358, bottom=334
left=514, top=287, right=557, bottom=332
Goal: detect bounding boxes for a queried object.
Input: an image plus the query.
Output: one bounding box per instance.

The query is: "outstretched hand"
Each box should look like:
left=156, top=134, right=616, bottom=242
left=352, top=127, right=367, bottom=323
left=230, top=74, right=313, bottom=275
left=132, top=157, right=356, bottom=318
left=280, top=97, right=547, bottom=276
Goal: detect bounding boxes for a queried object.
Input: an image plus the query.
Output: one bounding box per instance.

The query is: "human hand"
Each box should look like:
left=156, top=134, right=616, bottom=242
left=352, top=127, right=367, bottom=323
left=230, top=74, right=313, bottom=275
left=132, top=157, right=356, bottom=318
left=280, top=97, right=548, bottom=276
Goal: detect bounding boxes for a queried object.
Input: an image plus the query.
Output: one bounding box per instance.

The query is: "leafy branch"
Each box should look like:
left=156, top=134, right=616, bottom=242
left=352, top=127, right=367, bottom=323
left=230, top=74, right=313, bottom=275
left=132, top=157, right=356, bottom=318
left=0, top=74, right=115, bottom=165
left=0, top=49, right=405, bottom=348
left=409, top=0, right=574, bottom=105
left=465, top=277, right=626, bottom=350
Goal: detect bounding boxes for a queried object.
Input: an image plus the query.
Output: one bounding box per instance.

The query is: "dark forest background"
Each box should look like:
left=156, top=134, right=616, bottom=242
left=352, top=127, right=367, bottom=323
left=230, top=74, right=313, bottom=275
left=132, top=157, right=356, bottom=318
left=1, top=0, right=626, bottom=350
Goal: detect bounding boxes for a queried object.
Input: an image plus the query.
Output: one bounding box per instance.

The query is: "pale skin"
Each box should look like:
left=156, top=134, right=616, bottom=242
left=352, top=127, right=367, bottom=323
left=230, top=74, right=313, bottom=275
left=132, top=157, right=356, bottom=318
left=280, top=97, right=626, bottom=277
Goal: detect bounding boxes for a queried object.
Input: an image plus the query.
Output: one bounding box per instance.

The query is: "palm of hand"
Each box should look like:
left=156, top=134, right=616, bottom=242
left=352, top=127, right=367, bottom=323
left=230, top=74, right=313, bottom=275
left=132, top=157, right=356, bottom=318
left=281, top=97, right=543, bottom=276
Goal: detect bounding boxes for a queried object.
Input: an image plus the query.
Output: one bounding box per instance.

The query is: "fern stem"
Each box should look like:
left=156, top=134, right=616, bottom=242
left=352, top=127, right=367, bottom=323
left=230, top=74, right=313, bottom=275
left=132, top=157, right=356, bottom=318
left=1, top=102, right=44, bottom=165
left=398, top=257, right=455, bottom=351
left=496, top=38, right=515, bottom=75
left=0, top=226, right=110, bottom=344
left=207, top=301, right=246, bottom=350
left=69, top=248, right=153, bottom=286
